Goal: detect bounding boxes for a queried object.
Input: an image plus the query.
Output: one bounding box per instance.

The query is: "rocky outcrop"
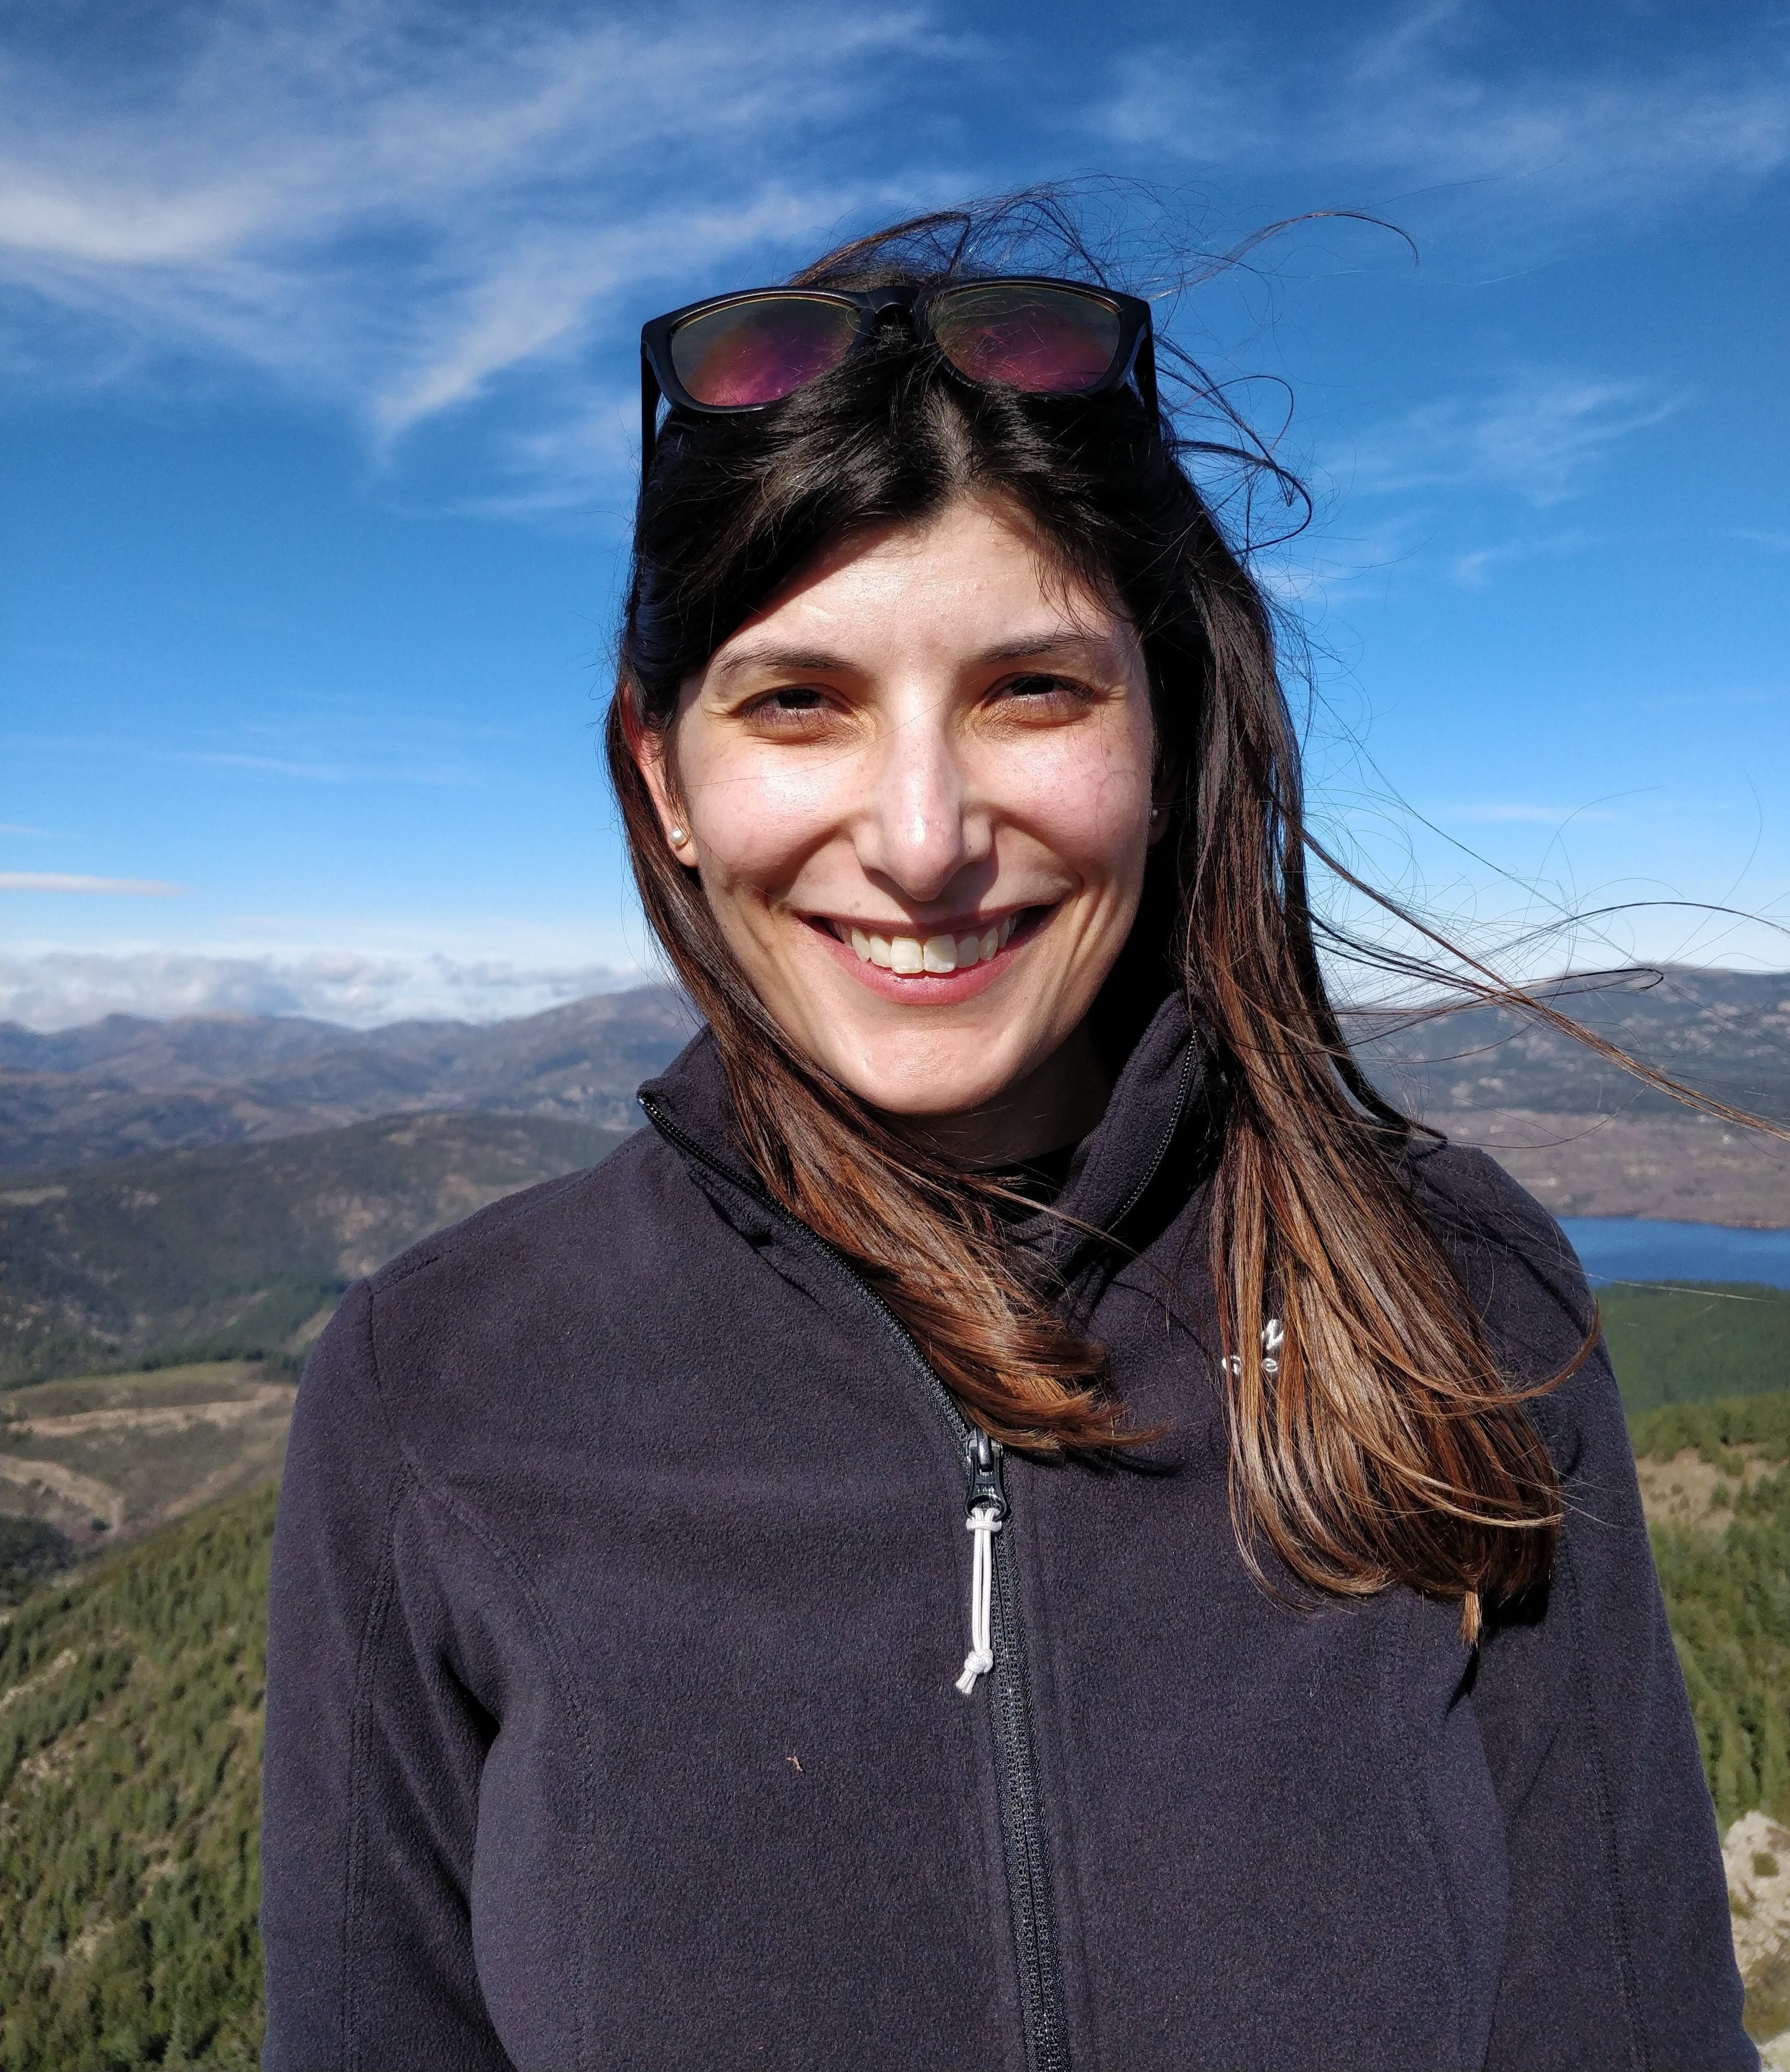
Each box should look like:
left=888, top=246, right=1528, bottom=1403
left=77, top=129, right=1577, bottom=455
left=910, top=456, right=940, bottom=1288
left=1725, top=1811, right=1790, bottom=2050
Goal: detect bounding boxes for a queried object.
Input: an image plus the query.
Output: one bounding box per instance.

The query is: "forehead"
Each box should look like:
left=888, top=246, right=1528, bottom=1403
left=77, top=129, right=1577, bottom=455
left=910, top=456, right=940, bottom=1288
left=704, top=495, right=1125, bottom=673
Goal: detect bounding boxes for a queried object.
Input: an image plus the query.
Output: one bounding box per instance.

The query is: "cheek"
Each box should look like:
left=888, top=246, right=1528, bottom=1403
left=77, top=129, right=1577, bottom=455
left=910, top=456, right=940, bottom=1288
left=992, top=726, right=1153, bottom=882
left=679, top=741, right=852, bottom=893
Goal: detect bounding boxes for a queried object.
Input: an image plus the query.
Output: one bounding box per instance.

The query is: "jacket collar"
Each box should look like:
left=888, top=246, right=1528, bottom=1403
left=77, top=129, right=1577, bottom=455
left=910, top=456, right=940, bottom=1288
left=638, top=990, right=1220, bottom=1275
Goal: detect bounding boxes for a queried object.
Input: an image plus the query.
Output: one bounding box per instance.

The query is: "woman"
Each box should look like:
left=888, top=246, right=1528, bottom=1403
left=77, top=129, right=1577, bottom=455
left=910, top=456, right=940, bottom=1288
left=261, top=209, right=1754, bottom=2070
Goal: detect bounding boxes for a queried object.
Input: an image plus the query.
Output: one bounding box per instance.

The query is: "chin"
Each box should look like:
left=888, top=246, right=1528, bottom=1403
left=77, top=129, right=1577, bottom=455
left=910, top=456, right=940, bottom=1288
left=820, top=1036, right=1031, bottom=1121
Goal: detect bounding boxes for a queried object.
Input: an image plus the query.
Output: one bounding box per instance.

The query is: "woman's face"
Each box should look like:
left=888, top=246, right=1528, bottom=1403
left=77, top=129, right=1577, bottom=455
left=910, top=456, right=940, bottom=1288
left=638, top=494, right=1162, bottom=1156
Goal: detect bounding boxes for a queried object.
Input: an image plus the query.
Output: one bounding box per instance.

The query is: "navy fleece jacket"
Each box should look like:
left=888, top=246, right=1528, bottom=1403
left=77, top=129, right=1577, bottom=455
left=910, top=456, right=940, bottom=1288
left=260, top=996, right=1753, bottom=2070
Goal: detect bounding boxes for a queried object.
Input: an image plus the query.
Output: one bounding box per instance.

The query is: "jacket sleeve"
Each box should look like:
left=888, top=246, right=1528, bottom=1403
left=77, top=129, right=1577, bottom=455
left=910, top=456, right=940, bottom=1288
left=1423, top=1150, right=1756, bottom=2069
left=261, top=1278, right=516, bottom=2072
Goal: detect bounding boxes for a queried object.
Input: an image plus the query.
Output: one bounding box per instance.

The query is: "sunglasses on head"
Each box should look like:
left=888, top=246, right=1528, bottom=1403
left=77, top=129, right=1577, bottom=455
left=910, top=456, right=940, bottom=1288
left=639, top=276, right=1157, bottom=476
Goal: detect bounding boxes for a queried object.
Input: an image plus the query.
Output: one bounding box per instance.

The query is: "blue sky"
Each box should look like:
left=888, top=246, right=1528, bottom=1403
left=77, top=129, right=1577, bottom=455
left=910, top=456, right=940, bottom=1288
left=3, top=0, right=1786, bottom=1027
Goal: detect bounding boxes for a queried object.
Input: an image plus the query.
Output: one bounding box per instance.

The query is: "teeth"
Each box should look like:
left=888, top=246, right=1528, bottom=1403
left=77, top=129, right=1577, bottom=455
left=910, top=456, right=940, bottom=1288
left=839, top=909, right=1030, bottom=977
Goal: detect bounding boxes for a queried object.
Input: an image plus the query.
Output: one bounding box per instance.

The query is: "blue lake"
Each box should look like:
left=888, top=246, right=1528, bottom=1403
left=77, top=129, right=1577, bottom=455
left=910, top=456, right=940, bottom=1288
left=1560, top=1218, right=1790, bottom=1290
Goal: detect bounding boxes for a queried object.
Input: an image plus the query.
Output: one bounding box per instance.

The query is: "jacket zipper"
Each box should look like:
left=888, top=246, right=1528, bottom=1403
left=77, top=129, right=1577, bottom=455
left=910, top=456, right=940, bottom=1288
left=637, top=1094, right=1073, bottom=2072
left=963, top=1428, right=1070, bottom=2072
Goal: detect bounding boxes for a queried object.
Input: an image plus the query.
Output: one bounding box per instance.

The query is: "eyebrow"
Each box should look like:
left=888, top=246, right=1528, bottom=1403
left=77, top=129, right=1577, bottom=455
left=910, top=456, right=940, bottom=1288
left=707, top=626, right=1120, bottom=683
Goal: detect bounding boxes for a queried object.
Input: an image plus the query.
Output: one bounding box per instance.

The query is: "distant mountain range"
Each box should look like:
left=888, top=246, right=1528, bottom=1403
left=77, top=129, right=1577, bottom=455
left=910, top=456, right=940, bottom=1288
left=5, top=967, right=1785, bottom=1181
left=1344, top=969, right=1790, bottom=1227
left=1, top=966, right=1785, bottom=1390
left=1, top=984, right=696, bottom=1175
left=1346, top=967, right=1790, bottom=1123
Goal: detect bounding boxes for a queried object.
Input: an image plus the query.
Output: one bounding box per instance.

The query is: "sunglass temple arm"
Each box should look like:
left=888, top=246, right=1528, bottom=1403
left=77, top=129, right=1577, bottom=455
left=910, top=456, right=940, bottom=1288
left=1134, top=331, right=1160, bottom=427
left=640, top=353, right=661, bottom=486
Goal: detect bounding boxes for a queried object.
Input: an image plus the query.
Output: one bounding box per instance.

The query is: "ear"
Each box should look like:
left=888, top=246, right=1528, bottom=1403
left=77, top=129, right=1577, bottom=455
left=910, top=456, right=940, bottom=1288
left=625, top=685, right=701, bottom=868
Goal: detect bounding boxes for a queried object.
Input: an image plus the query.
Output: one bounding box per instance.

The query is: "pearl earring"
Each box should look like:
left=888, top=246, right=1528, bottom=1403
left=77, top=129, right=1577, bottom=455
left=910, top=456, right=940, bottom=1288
left=1149, top=806, right=1163, bottom=822
left=668, top=826, right=689, bottom=848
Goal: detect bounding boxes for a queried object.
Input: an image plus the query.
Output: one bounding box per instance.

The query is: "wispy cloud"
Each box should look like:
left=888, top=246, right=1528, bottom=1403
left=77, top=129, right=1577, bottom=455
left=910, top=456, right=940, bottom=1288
left=0, top=872, right=185, bottom=895
left=5, top=723, right=540, bottom=789
left=1441, top=803, right=1618, bottom=825
left=1094, top=6, right=1790, bottom=220
left=1342, top=375, right=1683, bottom=507
left=0, top=0, right=973, bottom=452
left=1447, top=527, right=1593, bottom=588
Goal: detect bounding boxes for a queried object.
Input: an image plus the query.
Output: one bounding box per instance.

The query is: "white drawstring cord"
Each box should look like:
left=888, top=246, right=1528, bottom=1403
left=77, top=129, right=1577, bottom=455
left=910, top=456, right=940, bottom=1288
left=955, top=1502, right=1004, bottom=1696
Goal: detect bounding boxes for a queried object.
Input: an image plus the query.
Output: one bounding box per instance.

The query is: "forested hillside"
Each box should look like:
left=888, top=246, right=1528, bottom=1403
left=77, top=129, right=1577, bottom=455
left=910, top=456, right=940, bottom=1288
left=0, top=1489, right=273, bottom=2070
left=1631, top=1395, right=1790, bottom=1839
left=1604, top=1283, right=1790, bottom=1412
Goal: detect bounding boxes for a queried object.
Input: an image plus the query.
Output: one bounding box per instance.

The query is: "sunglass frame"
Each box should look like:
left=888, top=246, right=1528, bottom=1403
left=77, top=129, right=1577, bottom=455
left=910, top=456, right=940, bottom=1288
left=638, top=276, right=1157, bottom=476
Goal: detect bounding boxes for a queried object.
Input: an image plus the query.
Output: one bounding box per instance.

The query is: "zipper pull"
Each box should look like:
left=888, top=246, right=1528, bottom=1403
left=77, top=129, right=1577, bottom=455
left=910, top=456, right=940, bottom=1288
left=955, top=1429, right=1007, bottom=1697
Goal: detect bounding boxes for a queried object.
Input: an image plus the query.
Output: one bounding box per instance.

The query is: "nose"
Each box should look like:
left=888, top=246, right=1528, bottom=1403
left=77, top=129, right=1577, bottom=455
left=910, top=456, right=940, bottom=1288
left=851, top=697, right=988, bottom=906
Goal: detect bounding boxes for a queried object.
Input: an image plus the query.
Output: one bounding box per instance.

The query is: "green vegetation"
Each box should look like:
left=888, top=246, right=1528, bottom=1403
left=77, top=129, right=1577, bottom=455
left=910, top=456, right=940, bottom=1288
left=0, top=1518, right=75, bottom=1604
left=0, top=1487, right=274, bottom=2070
left=1604, top=1282, right=1790, bottom=1414
left=1632, top=1396, right=1790, bottom=1835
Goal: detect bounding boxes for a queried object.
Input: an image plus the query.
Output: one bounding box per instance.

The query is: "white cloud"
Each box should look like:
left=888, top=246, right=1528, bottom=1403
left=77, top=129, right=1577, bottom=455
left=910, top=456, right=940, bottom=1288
left=1095, top=7, right=1790, bottom=218
left=1343, top=376, right=1683, bottom=507
left=0, top=0, right=971, bottom=455
left=1447, top=527, right=1593, bottom=588
left=0, top=872, right=185, bottom=895
left=0, top=945, right=658, bottom=1029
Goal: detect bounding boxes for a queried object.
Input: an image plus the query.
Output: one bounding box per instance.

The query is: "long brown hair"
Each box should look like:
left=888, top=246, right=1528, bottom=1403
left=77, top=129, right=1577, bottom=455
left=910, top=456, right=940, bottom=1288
left=607, top=199, right=1772, bottom=1636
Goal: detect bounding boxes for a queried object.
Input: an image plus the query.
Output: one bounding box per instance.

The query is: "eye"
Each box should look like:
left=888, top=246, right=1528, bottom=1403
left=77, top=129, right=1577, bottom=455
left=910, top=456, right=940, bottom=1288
left=740, top=683, right=844, bottom=731
left=991, top=672, right=1098, bottom=713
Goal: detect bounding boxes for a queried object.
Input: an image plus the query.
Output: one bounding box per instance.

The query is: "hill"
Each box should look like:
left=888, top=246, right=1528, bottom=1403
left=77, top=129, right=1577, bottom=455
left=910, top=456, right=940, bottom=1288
left=0, top=984, right=693, bottom=1175
left=1348, top=967, right=1790, bottom=1123
left=4, top=966, right=1786, bottom=1221
left=0, top=1110, right=628, bottom=1386
left=1601, top=1284, right=1790, bottom=1414
left=0, top=1488, right=274, bottom=2071
left=1348, top=968, right=1790, bottom=1227
left=2, top=1363, right=293, bottom=1555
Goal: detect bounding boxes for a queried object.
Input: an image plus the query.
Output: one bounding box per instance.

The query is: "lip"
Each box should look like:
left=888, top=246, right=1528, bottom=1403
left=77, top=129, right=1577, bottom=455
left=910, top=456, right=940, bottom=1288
left=803, top=904, right=1051, bottom=1005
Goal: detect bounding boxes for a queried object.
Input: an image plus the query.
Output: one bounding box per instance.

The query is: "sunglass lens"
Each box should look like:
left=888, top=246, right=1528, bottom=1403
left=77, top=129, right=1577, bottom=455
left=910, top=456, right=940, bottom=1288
left=668, top=295, right=859, bottom=407
left=928, top=285, right=1124, bottom=395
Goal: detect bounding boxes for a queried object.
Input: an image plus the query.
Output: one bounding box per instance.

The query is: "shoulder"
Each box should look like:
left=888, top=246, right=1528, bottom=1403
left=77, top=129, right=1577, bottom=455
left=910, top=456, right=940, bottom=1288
left=301, top=1124, right=709, bottom=1399
left=366, top=1122, right=691, bottom=1305
left=1403, top=1135, right=1587, bottom=1313
left=1402, top=1135, right=1615, bottom=1464
left=295, top=1120, right=723, bottom=1465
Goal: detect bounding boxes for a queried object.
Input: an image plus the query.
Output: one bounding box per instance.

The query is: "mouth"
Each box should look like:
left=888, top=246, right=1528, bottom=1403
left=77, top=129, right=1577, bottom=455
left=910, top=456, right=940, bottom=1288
left=812, top=906, right=1045, bottom=978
